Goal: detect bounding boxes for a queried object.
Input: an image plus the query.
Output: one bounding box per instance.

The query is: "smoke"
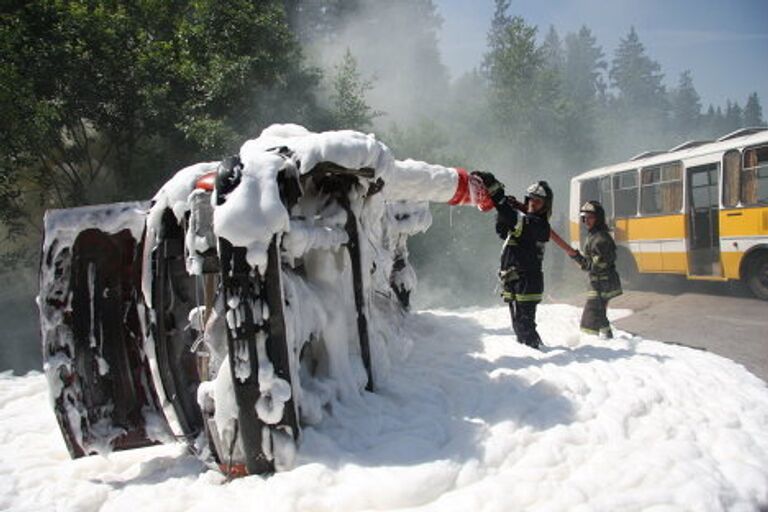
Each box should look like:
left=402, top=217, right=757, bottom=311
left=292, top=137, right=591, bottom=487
left=0, top=270, right=41, bottom=374
left=294, top=2, right=755, bottom=311
left=300, top=1, right=450, bottom=128
left=3, top=4, right=755, bottom=374
left=295, top=1, right=584, bottom=308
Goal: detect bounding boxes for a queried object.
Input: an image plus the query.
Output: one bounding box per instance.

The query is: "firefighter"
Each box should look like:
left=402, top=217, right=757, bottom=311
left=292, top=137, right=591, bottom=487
left=571, top=200, right=622, bottom=338
left=473, top=172, right=552, bottom=349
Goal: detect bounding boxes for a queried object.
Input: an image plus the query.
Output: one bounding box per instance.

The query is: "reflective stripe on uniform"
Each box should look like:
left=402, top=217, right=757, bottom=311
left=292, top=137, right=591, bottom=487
left=587, top=289, right=622, bottom=299
left=601, top=289, right=622, bottom=299
left=505, top=211, right=524, bottom=244
left=515, top=293, right=542, bottom=302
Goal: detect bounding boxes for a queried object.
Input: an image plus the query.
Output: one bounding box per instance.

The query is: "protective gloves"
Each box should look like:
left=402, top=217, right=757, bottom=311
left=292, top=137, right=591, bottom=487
left=471, top=171, right=505, bottom=201
left=570, top=250, right=588, bottom=270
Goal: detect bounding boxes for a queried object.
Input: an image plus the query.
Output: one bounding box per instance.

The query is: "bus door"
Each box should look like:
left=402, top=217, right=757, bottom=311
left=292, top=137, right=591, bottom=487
left=687, top=163, right=722, bottom=276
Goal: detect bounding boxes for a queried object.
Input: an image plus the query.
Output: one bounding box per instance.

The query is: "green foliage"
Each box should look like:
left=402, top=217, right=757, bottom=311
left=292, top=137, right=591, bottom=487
left=743, top=93, right=765, bottom=127
left=541, top=25, right=564, bottom=74
left=482, top=2, right=542, bottom=135
left=609, top=27, right=666, bottom=113
left=560, top=26, right=606, bottom=169
left=329, top=49, right=381, bottom=130
left=598, top=27, right=670, bottom=160
left=0, top=0, right=323, bottom=268
left=724, top=101, right=744, bottom=133
left=297, top=0, right=449, bottom=126
left=481, top=0, right=565, bottom=166
left=285, top=0, right=362, bottom=44
left=669, top=71, right=702, bottom=138
left=563, top=26, right=606, bottom=106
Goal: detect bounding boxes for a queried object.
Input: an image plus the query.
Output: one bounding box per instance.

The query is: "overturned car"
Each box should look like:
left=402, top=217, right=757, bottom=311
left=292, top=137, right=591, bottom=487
left=38, top=125, right=488, bottom=476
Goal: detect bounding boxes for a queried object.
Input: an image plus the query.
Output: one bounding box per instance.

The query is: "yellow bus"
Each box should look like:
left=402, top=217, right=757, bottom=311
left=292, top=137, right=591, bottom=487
left=569, top=127, right=768, bottom=300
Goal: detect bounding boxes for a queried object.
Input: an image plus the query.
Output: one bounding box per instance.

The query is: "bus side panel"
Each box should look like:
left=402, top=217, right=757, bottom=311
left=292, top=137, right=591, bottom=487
left=569, top=221, right=580, bottom=249
left=569, top=178, right=582, bottom=249
left=719, top=206, right=768, bottom=279
left=661, top=240, right=688, bottom=273
left=624, top=214, right=687, bottom=274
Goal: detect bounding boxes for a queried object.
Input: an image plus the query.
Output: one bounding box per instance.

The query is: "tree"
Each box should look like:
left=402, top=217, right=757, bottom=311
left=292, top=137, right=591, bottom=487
left=298, top=0, right=449, bottom=126
left=0, top=1, right=323, bottom=267
left=541, top=25, right=564, bottom=74
left=670, top=70, right=702, bottom=137
left=561, top=25, right=606, bottom=168
left=724, top=100, right=743, bottom=132
left=482, top=1, right=555, bottom=155
left=712, top=106, right=728, bottom=136
left=602, top=26, right=669, bottom=158
left=609, top=27, right=666, bottom=114
left=563, top=26, right=606, bottom=105
left=482, top=0, right=541, bottom=129
left=744, top=92, right=765, bottom=127
left=329, top=49, right=382, bottom=130
left=284, top=0, right=361, bottom=44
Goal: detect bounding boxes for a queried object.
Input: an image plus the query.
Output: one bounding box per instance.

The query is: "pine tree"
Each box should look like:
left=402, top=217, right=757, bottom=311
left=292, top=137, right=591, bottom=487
left=482, top=1, right=543, bottom=142
left=744, top=92, right=765, bottom=126
left=481, top=0, right=570, bottom=169
left=329, top=49, right=381, bottom=130
left=670, top=71, right=702, bottom=138
left=307, top=0, right=449, bottom=125
left=714, top=106, right=729, bottom=136
left=561, top=25, right=606, bottom=169
left=564, top=26, right=606, bottom=105
left=724, top=100, right=743, bottom=132
left=609, top=27, right=666, bottom=113
left=602, top=26, right=669, bottom=157
left=541, top=25, right=564, bottom=74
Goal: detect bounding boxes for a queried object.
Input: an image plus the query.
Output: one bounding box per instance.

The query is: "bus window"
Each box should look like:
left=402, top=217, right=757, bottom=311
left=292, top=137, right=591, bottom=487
left=613, top=171, right=638, bottom=217
left=742, top=146, right=768, bottom=205
left=580, top=178, right=599, bottom=204
left=723, top=150, right=741, bottom=207
left=599, top=176, right=613, bottom=221
left=641, top=163, right=683, bottom=214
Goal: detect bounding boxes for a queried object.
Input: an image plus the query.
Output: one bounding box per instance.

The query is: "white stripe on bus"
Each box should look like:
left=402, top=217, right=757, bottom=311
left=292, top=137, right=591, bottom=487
left=619, top=240, right=687, bottom=253
left=720, top=237, right=768, bottom=253
left=615, top=237, right=768, bottom=253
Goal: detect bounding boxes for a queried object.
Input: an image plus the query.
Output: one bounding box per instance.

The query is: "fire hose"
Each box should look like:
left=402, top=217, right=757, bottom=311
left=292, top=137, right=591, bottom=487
left=505, top=196, right=577, bottom=257
left=443, top=168, right=577, bottom=257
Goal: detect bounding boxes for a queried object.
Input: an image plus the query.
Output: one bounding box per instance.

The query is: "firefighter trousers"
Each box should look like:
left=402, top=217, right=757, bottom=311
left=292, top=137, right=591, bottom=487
left=502, top=271, right=544, bottom=349
left=509, top=300, right=542, bottom=349
left=580, top=295, right=612, bottom=338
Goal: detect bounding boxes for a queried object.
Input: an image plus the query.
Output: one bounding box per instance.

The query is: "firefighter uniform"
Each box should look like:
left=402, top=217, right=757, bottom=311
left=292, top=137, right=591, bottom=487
left=482, top=179, right=552, bottom=349
left=572, top=201, right=622, bottom=337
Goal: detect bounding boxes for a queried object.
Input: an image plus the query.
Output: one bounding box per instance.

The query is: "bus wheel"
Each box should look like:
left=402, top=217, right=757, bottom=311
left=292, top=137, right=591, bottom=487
left=745, top=252, right=768, bottom=301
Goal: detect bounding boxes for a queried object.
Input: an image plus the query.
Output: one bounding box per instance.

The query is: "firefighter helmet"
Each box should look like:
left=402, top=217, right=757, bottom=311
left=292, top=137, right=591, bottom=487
left=526, top=181, right=553, bottom=219
left=580, top=200, right=606, bottom=226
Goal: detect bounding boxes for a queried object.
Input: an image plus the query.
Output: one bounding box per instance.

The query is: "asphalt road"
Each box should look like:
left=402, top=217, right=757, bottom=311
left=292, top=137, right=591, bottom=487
left=572, top=291, right=768, bottom=384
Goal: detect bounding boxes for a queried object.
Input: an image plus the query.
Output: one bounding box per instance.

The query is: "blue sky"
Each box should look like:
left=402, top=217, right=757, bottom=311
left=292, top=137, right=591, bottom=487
left=434, top=0, right=768, bottom=110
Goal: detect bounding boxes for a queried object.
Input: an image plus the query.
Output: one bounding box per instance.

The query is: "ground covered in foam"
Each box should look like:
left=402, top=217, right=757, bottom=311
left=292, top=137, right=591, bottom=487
left=2, top=304, right=767, bottom=512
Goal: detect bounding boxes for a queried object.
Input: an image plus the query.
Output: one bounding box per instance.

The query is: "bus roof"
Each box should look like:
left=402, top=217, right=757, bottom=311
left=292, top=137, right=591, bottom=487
left=572, top=127, right=768, bottom=182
